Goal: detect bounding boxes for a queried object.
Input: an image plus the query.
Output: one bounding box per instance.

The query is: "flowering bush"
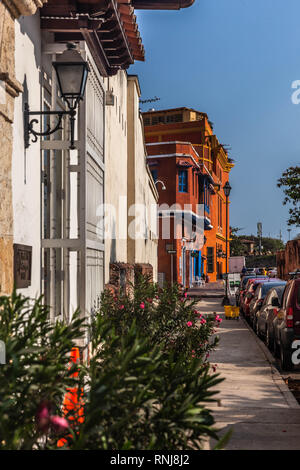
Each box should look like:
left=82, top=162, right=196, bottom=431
left=0, top=291, right=84, bottom=450
left=0, top=278, right=227, bottom=450
left=98, top=275, right=221, bottom=367
left=65, top=276, right=226, bottom=450
left=67, top=317, right=225, bottom=450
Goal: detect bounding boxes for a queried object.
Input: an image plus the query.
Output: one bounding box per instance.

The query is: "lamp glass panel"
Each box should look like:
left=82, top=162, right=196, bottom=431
left=56, top=64, right=85, bottom=97
left=223, top=183, right=231, bottom=197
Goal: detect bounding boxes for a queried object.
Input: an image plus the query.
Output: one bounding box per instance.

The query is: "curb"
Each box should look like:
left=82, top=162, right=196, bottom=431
left=242, top=316, right=300, bottom=409
left=189, top=293, right=224, bottom=299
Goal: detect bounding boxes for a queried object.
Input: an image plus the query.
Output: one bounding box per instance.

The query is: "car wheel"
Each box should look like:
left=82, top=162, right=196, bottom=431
left=280, top=346, right=294, bottom=371
left=256, top=320, right=261, bottom=338
left=266, top=327, right=273, bottom=351
left=273, top=336, right=280, bottom=358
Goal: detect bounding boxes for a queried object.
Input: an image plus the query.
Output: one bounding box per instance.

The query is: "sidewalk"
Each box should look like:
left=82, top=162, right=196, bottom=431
left=188, top=281, right=225, bottom=299
left=197, top=296, right=300, bottom=450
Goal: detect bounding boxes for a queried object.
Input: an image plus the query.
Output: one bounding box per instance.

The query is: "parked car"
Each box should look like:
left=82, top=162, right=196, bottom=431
left=245, top=268, right=256, bottom=276
left=256, top=284, right=286, bottom=349
left=236, top=275, right=268, bottom=307
left=242, top=279, right=269, bottom=320
left=272, top=277, right=300, bottom=370
left=267, top=267, right=277, bottom=278
left=251, top=280, right=286, bottom=330
left=236, top=275, right=255, bottom=306
left=255, top=267, right=265, bottom=275
left=240, top=277, right=269, bottom=313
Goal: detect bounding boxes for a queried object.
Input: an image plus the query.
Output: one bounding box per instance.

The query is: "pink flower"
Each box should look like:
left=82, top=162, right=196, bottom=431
left=119, top=304, right=125, bottom=310
left=36, top=402, right=69, bottom=435
left=184, top=293, right=188, bottom=298
left=186, top=321, right=193, bottom=327
left=201, top=318, right=206, bottom=325
left=50, top=415, right=69, bottom=434
left=217, top=318, right=222, bottom=323
left=36, top=401, right=51, bottom=433
left=140, top=302, right=145, bottom=309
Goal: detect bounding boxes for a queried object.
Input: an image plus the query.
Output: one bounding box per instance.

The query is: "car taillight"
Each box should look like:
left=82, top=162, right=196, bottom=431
left=286, top=307, right=294, bottom=328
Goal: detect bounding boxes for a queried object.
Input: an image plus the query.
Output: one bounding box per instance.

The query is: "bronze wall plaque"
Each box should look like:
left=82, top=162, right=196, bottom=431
left=13, top=244, right=32, bottom=288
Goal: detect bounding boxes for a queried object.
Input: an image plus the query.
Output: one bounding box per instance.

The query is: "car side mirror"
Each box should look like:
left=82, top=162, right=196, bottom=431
left=271, top=297, right=280, bottom=307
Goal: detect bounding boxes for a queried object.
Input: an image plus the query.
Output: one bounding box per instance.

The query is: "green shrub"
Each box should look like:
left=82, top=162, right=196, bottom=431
left=0, top=291, right=84, bottom=450
left=0, top=278, right=226, bottom=450
left=68, top=317, right=223, bottom=450
left=65, top=276, right=224, bottom=450
left=98, top=275, right=220, bottom=365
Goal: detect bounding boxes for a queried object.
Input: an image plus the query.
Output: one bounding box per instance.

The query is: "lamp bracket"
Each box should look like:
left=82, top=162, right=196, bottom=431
left=24, top=103, right=76, bottom=150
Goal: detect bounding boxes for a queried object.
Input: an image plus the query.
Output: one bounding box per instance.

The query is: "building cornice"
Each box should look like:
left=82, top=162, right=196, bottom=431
left=3, top=0, right=47, bottom=19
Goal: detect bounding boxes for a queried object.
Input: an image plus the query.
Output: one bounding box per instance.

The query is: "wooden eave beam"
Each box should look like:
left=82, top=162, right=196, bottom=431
left=54, top=32, right=84, bottom=42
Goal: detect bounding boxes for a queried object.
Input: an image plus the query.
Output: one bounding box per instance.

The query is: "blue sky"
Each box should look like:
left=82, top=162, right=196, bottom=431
left=129, top=0, right=300, bottom=242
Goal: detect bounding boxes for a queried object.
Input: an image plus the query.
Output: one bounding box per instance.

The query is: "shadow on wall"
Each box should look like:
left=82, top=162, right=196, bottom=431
left=18, top=12, right=42, bottom=73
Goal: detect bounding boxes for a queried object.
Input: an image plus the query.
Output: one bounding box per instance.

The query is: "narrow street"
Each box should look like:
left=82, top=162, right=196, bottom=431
left=195, top=291, right=300, bottom=450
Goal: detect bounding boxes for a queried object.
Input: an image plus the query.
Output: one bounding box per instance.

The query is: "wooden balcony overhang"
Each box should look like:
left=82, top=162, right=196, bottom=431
left=40, top=0, right=145, bottom=76
left=132, top=0, right=195, bottom=9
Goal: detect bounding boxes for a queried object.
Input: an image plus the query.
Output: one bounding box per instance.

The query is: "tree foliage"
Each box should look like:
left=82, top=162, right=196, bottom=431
left=277, top=166, right=300, bottom=226
left=230, top=227, right=284, bottom=256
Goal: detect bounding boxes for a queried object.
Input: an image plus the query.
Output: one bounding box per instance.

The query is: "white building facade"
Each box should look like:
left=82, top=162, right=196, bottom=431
left=8, top=1, right=159, bottom=335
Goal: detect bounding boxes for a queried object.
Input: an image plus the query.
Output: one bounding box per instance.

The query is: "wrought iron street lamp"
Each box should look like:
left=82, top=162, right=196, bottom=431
left=24, top=43, right=89, bottom=150
left=222, top=181, right=232, bottom=306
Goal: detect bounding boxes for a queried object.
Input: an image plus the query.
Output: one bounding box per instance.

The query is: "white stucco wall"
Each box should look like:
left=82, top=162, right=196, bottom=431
left=127, top=76, right=158, bottom=281
left=104, top=70, right=128, bottom=283
left=13, top=13, right=42, bottom=298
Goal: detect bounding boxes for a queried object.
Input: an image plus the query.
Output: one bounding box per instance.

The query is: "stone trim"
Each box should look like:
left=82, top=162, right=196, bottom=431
left=0, top=73, right=23, bottom=123
left=0, top=72, right=23, bottom=97
left=2, top=0, right=46, bottom=19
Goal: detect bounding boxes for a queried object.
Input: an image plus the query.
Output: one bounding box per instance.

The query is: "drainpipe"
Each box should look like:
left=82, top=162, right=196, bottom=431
left=132, top=0, right=195, bottom=9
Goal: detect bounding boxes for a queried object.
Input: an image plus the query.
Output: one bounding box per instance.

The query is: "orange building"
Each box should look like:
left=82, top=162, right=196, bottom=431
left=143, top=107, right=234, bottom=284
